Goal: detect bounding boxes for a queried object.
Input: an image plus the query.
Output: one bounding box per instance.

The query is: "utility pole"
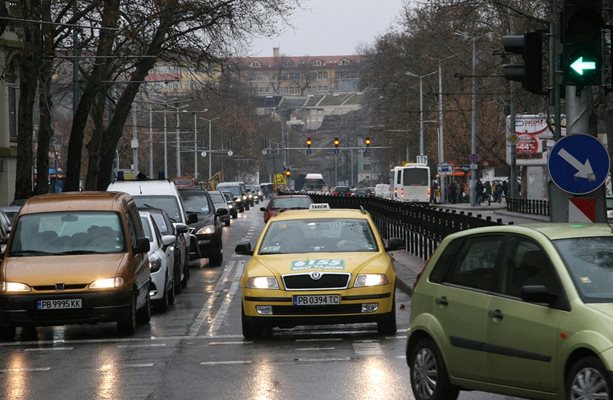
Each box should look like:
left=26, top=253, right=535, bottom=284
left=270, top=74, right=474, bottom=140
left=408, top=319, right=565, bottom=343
left=470, top=38, right=478, bottom=207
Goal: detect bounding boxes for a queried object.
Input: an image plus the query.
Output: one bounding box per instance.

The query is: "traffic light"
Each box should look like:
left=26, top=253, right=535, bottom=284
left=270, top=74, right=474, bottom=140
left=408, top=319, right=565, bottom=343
left=561, top=0, right=603, bottom=86
left=364, top=137, right=371, bottom=155
left=285, top=168, right=291, bottom=177
left=306, top=137, right=312, bottom=155
left=501, top=31, right=544, bottom=94
left=333, top=137, right=340, bottom=154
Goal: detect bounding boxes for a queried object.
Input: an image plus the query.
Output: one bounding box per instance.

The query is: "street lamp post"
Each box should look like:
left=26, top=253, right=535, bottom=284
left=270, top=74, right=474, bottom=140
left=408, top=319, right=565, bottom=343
left=199, top=116, right=220, bottom=182
left=406, top=71, right=437, bottom=158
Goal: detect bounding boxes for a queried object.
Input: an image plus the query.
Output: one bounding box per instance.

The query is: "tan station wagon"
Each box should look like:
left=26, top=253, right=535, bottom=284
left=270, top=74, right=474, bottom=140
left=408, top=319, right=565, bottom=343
left=0, top=191, right=151, bottom=340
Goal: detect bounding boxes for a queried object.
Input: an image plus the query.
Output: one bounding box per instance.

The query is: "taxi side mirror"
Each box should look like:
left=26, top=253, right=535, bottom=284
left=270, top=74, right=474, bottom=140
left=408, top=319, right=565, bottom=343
left=521, top=285, right=556, bottom=305
left=385, top=238, right=405, bottom=252
left=235, top=241, right=253, bottom=256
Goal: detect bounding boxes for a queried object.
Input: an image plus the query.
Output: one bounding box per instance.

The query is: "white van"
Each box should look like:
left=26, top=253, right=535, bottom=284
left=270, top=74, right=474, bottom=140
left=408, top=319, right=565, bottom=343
left=303, top=173, right=327, bottom=193
left=107, top=180, right=195, bottom=288
left=390, top=164, right=431, bottom=204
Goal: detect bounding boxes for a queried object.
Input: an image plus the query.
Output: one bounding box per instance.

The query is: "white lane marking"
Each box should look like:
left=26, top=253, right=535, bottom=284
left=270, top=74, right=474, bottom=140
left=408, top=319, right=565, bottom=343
left=124, top=363, right=154, bottom=368
left=388, top=335, right=407, bottom=340
left=353, top=341, right=384, bottom=356
left=397, top=355, right=407, bottom=359
left=296, top=357, right=352, bottom=363
left=206, top=260, right=243, bottom=337
left=200, top=360, right=252, bottom=366
left=117, top=343, right=167, bottom=349
left=23, top=347, right=73, bottom=352
left=208, top=341, right=252, bottom=345
left=294, top=338, right=343, bottom=343
left=296, top=347, right=336, bottom=351
left=188, top=260, right=237, bottom=337
left=0, top=368, right=51, bottom=373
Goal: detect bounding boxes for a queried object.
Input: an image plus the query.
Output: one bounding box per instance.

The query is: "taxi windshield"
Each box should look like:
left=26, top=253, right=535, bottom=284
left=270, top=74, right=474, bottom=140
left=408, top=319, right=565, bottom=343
left=259, top=218, right=378, bottom=254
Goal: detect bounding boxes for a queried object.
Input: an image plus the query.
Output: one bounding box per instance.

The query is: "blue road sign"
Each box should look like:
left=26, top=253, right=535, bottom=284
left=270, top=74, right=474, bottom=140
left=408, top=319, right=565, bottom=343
left=548, top=134, right=610, bottom=195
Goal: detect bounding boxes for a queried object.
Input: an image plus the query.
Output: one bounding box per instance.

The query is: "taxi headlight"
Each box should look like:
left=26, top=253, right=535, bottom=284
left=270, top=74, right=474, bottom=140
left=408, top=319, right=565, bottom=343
left=89, top=277, right=124, bottom=289
left=149, top=253, right=162, bottom=272
left=246, top=277, right=279, bottom=289
left=1, top=281, right=32, bottom=292
left=197, top=224, right=216, bottom=235
left=354, top=274, right=388, bottom=287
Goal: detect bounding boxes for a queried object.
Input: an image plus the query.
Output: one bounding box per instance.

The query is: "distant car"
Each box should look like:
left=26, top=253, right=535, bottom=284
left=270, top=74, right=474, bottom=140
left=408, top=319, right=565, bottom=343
left=406, top=223, right=613, bottom=400
left=607, top=196, right=613, bottom=220
left=260, top=194, right=313, bottom=223
left=178, top=188, right=227, bottom=266
left=139, top=210, right=176, bottom=312
left=221, top=191, right=238, bottom=219
left=331, top=186, right=352, bottom=196
left=355, top=187, right=374, bottom=197
left=216, top=182, right=248, bottom=212
left=208, top=190, right=231, bottom=227
left=374, top=183, right=390, bottom=199
left=235, top=204, right=405, bottom=338
left=246, top=184, right=260, bottom=205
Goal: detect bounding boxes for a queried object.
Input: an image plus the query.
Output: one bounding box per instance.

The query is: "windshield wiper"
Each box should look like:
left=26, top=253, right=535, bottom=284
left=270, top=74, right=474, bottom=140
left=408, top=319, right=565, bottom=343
left=10, top=250, right=55, bottom=256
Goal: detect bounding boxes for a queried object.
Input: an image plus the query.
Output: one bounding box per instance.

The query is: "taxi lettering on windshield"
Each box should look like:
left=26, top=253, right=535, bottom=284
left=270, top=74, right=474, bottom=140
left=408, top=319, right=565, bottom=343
left=291, top=259, right=345, bottom=270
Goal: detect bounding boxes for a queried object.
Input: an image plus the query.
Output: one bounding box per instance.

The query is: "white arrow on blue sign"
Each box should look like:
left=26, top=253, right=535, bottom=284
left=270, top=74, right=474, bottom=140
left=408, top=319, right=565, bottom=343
left=548, top=134, right=610, bottom=195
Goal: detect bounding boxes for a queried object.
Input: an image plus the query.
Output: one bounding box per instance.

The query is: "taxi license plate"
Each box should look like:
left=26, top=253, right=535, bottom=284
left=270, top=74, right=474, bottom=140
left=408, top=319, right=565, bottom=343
left=37, top=299, right=82, bottom=310
left=293, top=295, right=340, bottom=306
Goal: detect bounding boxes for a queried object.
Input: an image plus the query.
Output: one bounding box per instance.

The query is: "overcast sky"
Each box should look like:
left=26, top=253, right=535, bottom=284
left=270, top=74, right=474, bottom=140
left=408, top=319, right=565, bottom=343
left=248, top=0, right=408, bottom=57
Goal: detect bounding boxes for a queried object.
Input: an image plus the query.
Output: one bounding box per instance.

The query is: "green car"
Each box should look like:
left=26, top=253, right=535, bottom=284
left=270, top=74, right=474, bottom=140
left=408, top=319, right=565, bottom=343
left=406, top=223, right=613, bottom=400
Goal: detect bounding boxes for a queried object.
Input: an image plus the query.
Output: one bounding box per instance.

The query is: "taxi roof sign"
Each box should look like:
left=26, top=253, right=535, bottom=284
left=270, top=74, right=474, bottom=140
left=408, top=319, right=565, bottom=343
left=309, top=203, right=330, bottom=210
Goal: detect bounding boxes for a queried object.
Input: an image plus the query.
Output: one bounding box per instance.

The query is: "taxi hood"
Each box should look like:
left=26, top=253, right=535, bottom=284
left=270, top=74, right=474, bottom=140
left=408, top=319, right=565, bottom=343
left=253, top=252, right=385, bottom=276
left=2, top=253, right=127, bottom=287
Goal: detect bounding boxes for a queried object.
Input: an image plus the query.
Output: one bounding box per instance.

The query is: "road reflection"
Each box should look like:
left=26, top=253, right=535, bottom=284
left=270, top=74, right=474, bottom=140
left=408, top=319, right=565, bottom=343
left=97, top=350, right=120, bottom=399
left=5, top=352, right=29, bottom=400
left=252, top=358, right=278, bottom=400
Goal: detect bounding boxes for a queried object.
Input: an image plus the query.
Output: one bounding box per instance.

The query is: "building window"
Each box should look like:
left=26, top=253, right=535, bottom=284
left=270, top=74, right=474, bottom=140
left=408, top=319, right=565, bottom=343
left=313, top=60, right=322, bottom=66
left=250, top=62, right=261, bottom=68
left=317, top=72, right=328, bottom=80
left=340, top=59, right=350, bottom=65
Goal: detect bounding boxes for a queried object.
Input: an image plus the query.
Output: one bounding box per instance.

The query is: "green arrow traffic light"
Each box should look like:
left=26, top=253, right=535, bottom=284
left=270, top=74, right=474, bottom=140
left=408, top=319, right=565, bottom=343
left=570, top=57, right=596, bottom=75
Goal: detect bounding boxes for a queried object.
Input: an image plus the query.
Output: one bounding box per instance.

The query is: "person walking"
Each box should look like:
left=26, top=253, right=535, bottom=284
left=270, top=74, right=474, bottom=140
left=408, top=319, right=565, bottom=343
left=476, top=180, right=483, bottom=205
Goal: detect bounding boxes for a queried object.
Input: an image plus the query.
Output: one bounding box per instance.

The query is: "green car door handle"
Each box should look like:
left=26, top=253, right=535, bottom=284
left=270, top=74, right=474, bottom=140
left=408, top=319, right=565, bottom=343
left=488, top=309, right=503, bottom=320
left=435, top=296, right=448, bottom=306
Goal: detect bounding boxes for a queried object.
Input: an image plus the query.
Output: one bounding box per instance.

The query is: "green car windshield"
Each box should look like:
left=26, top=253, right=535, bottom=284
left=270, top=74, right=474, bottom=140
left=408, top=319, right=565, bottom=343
left=555, top=236, right=613, bottom=302
left=259, top=218, right=378, bottom=254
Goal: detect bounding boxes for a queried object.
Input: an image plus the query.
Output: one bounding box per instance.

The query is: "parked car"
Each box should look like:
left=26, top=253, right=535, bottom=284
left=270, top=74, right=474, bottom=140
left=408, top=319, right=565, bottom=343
left=178, top=188, right=227, bottom=266
left=355, top=187, right=375, bottom=197
left=0, top=191, right=152, bottom=339
left=141, top=207, right=189, bottom=294
left=406, top=223, right=613, bottom=400
left=0, top=210, right=9, bottom=253
left=374, top=183, right=391, bottom=199
left=331, top=185, right=353, bottom=196
left=216, top=182, right=248, bottom=212
left=107, top=179, right=195, bottom=289
left=260, top=194, right=313, bottom=223
left=208, top=190, right=231, bottom=227
left=607, top=196, right=613, bottom=220
left=235, top=203, right=405, bottom=338
left=221, top=191, right=238, bottom=219
left=139, top=210, right=176, bottom=312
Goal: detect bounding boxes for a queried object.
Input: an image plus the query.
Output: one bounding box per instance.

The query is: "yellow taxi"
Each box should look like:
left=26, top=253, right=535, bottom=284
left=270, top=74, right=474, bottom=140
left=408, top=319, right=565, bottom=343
left=235, top=204, right=404, bottom=338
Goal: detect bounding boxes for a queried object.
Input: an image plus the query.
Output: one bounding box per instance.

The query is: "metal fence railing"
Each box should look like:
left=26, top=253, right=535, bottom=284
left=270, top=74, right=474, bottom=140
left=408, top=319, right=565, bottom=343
left=506, top=198, right=550, bottom=216
left=309, top=194, right=507, bottom=261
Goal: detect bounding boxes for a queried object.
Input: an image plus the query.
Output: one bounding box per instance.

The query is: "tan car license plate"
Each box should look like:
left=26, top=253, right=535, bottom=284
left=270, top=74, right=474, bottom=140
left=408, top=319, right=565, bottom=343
left=37, top=299, right=82, bottom=310
left=293, top=295, right=340, bottom=306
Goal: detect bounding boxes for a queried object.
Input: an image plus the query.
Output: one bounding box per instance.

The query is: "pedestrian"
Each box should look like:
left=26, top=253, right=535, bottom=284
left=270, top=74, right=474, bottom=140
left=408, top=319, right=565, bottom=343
left=476, top=180, right=483, bottom=205
left=449, top=181, right=458, bottom=204
left=502, top=180, right=508, bottom=200
left=484, top=181, right=492, bottom=205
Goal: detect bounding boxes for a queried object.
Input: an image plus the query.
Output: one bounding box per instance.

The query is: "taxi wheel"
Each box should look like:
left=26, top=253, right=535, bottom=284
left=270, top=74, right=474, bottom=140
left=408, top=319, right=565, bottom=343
left=408, top=338, right=459, bottom=400
left=567, top=356, right=612, bottom=400
left=377, top=298, right=397, bottom=335
left=173, top=259, right=183, bottom=295
left=0, top=326, right=16, bottom=341
left=117, top=293, right=137, bottom=335
left=136, top=291, right=151, bottom=324
left=241, top=306, right=262, bottom=339
left=225, top=219, right=231, bottom=227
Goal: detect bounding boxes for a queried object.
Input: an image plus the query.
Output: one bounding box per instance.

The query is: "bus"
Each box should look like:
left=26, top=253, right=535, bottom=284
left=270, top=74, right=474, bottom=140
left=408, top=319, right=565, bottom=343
left=302, top=173, right=328, bottom=193
left=390, top=164, right=431, bottom=204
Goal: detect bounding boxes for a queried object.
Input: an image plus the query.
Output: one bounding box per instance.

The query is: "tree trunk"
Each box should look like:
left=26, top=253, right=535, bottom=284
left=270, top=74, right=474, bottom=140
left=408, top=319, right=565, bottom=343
left=64, top=0, right=120, bottom=191
left=14, top=0, right=42, bottom=201
left=84, top=86, right=109, bottom=190
left=34, top=0, right=54, bottom=195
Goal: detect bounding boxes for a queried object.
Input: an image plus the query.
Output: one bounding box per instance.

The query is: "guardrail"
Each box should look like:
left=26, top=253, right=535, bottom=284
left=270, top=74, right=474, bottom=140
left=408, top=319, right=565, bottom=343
left=506, top=197, right=550, bottom=216
left=309, top=194, right=508, bottom=260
